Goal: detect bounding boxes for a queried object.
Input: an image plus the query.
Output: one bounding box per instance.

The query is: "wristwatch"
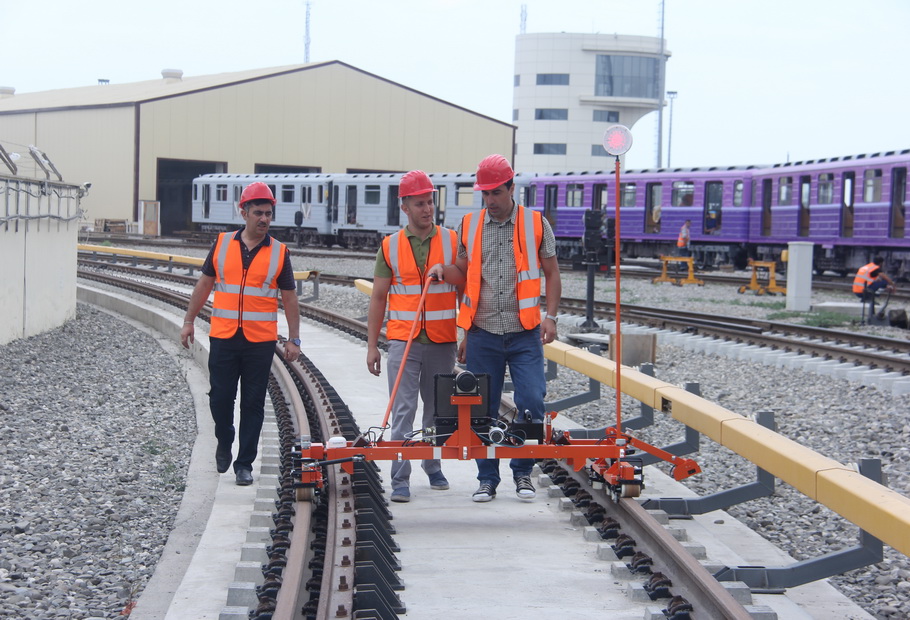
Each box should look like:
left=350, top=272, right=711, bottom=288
left=289, top=338, right=301, bottom=346
left=545, top=314, right=558, bottom=323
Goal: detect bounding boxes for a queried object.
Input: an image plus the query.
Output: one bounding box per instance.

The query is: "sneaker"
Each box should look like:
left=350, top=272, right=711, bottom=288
left=390, top=487, right=410, bottom=503
left=428, top=472, right=450, bottom=490
left=472, top=482, right=496, bottom=503
left=515, top=476, right=536, bottom=500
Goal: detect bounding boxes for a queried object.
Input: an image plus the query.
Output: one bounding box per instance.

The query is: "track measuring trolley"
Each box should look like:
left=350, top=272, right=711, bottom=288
left=293, top=366, right=701, bottom=503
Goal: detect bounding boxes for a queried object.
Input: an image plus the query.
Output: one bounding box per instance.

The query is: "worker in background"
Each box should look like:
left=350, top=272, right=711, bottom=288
left=853, top=256, right=895, bottom=301
left=428, top=154, right=561, bottom=504
left=181, top=182, right=300, bottom=486
left=366, top=170, right=460, bottom=503
left=677, top=219, right=692, bottom=256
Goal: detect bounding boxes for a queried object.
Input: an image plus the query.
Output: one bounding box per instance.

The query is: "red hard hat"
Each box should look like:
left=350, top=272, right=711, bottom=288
left=473, top=154, right=514, bottom=191
left=398, top=170, right=437, bottom=198
left=239, top=182, right=275, bottom=208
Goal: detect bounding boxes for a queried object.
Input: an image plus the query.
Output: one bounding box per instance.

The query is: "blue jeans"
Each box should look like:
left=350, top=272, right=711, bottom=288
left=466, top=326, right=546, bottom=488
left=208, top=333, right=275, bottom=473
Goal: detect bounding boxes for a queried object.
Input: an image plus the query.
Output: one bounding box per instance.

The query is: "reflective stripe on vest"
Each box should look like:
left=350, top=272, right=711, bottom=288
left=852, top=263, right=878, bottom=294
left=210, top=232, right=285, bottom=342
left=382, top=226, right=458, bottom=342
left=458, top=205, right=543, bottom=330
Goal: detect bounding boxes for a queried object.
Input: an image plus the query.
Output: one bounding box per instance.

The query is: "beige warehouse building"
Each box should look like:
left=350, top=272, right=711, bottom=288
left=0, top=61, right=515, bottom=235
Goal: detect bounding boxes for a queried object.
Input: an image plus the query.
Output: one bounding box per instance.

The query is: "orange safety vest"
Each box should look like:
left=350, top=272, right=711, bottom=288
left=210, top=231, right=287, bottom=342
left=852, top=262, right=879, bottom=294
left=458, top=205, right=544, bottom=331
left=382, top=226, right=458, bottom=342
left=677, top=225, right=689, bottom=247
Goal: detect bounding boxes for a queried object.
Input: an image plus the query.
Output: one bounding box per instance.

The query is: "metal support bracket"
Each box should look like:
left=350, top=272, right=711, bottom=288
left=639, top=410, right=776, bottom=514
left=711, top=458, right=884, bottom=592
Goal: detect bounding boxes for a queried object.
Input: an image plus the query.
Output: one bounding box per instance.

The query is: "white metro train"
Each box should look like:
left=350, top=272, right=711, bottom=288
left=191, top=172, right=536, bottom=249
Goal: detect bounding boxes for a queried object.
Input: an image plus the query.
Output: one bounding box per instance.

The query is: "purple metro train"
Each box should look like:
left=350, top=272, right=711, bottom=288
left=191, top=149, right=909, bottom=280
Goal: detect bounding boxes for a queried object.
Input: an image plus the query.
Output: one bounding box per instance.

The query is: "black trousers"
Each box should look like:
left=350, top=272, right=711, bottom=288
left=208, top=332, right=275, bottom=472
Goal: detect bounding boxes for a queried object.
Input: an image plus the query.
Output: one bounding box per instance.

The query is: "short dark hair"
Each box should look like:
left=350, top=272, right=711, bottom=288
left=873, top=256, right=884, bottom=266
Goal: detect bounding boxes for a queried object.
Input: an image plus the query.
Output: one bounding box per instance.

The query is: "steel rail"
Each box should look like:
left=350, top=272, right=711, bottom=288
left=559, top=465, right=753, bottom=620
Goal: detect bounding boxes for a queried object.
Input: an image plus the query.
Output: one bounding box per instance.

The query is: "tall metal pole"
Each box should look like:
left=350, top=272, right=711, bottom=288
left=667, top=91, right=678, bottom=168
left=656, top=0, right=666, bottom=168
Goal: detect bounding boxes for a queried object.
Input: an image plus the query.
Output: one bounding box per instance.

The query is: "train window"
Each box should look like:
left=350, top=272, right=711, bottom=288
left=267, top=184, right=277, bottom=201
left=233, top=185, right=242, bottom=203
left=566, top=184, right=584, bottom=207
left=216, top=184, right=227, bottom=201
left=841, top=172, right=854, bottom=238
left=456, top=184, right=474, bottom=207
left=671, top=181, right=694, bottom=207
left=733, top=180, right=744, bottom=207
left=281, top=185, right=294, bottom=204
left=304, top=186, right=312, bottom=203
left=818, top=174, right=834, bottom=204
left=318, top=185, right=324, bottom=203
left=436, top=186, right=447, bottom=225
left=778, top=177, right=792, bottom=205
left=620, top=183, right=636, bottom=207
left=365, top=185, right=381, bottom=205
left=863, top=169, right=883, bottom=202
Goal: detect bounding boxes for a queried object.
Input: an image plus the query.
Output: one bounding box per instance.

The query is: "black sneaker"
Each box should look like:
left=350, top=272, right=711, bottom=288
left=515, top=476, right=536, bottom=500
left=472, top=482, right=496, bottom=503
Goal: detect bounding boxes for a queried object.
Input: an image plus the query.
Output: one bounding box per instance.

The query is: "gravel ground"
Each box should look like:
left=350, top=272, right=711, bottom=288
left=0, top=306, right=195, bottom=619
left=2, top=248, right=907, bottom=618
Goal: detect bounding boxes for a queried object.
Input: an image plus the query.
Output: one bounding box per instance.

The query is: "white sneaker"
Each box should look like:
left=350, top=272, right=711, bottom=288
left=515, top=476, right=536, bottom=500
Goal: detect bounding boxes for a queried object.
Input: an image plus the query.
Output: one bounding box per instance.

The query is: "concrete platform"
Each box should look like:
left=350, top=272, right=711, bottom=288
left=83, top=286, right=874, bottom=620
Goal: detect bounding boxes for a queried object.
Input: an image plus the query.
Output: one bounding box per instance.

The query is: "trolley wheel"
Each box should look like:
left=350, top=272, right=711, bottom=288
left=738, top=286, right=746, bottom=294
left=620, top=483, right=641, bottom=498
left=756, top=288, right=766, bottom=296
left=296, top=487, right=315, bottom=502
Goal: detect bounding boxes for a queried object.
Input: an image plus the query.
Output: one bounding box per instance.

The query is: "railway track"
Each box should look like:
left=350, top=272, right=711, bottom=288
left=76, top=266, right=775, bottom=618
left=78, top=254, right=910, bottom=376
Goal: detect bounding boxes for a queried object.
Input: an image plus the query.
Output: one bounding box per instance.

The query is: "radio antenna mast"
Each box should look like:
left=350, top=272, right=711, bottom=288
left=304, top=1, right=312, bottom=62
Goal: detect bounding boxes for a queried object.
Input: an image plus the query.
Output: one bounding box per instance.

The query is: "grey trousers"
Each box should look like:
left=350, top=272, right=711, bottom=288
left=385, top=339, right=457, bottom=490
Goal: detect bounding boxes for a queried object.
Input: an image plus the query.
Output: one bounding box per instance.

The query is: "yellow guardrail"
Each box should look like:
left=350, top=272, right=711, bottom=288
left=78, top=244, right=315, bottom=282
left=356, top=277, right=910, bottom=556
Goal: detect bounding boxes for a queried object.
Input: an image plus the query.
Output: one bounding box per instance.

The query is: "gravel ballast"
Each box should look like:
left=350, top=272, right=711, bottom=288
left=2, top=249, right=907, bottom=618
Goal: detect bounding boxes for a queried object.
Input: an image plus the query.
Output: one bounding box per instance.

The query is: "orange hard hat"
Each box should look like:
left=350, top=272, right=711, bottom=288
left=398, top=170, right=437, bottom=198
left=239, top=182, right=275, bottom=208
left=473, top=154, right=514, bottom=191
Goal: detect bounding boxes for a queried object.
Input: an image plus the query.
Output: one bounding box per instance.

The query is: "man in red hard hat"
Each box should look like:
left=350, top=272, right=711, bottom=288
left=428, top=155, right=561, bottom=504
left=366, top=170, right=460, bottom=502
left=181, top=181, right=301, bottom=486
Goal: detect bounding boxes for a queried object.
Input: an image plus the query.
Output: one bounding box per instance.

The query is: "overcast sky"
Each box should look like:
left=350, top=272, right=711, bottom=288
left=3, top=0, right=908, bottom=170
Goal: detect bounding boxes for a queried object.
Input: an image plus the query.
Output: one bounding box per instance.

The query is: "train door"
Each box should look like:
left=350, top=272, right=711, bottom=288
left=387, top=186, right=399, bottom=226
left=704, top=181, right=722, bottom=233
left=841, top=171, right=854, bottom=237
left=544, top=184, right=558, bottom=229
left=890, top=166, right=906, bottom=238
left=798, top=175, right=811, bottom=237
left=761, top=178, right=772, bottom=236
left=645, top=182, right=662, bottom=234
left=201, top=184, right=210, bottom=219
left=346, top=185, right=357, bottom=224
left=327, top=182, right=337, bottom=224
left=593, top=183, right=608, bottom=211
left=436, top=185, right=447, bottom=226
